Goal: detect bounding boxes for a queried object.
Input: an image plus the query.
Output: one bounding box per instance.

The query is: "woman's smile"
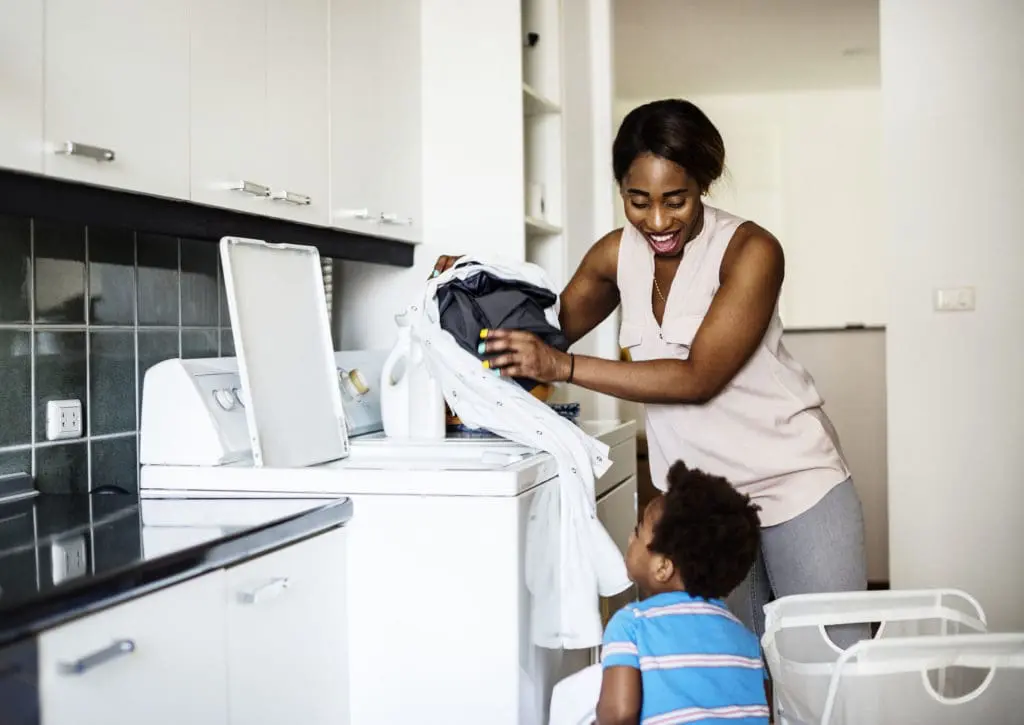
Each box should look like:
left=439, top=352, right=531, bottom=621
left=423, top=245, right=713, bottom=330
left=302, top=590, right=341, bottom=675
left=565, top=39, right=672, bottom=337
left=643, top=229, right=684, bottom=255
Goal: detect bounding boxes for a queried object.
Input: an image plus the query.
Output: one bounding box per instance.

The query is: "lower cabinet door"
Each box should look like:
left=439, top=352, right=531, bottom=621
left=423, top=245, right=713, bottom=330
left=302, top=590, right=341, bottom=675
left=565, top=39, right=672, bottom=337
left=225, top=527, right=350, bottom=725
left=39, top=571, right=229, bottom=725
left=597, top=475, right=639, bottom=627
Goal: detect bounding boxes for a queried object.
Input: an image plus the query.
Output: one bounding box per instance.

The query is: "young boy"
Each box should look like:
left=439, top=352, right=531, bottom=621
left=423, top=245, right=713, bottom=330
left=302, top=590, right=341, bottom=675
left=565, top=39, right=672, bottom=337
left=596, top=461, right=768, bottom=725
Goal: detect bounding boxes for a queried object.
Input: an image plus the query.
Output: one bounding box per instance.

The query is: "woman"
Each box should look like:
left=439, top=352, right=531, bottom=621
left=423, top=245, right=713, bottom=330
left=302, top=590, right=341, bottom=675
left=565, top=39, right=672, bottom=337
left=432, top=99, right=866, bottom=645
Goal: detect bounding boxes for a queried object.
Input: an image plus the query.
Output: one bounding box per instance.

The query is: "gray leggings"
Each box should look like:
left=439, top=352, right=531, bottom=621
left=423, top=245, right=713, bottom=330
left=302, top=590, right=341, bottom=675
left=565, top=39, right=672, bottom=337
left=726, top=479, right=870, bottom=649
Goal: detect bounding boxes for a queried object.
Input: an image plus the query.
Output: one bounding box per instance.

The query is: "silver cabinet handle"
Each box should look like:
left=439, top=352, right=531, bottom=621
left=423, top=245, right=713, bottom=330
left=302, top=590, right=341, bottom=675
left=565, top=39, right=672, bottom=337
left=380, top=213, right=413, bottom=226
left=54, top=141, right=115, bottom=162
left=337, top=208, right=372, bottom=220
left=59, top=639, right=136, bottom=676
left=270, top=190, right=311, bottom=206
left=238, top=577, right=290, bottom=605
left=230, top=180, right=271, bottom=197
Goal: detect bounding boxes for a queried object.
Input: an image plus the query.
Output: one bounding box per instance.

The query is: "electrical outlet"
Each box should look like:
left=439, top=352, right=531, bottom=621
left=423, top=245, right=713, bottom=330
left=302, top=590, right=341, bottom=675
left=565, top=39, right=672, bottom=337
left=51, top=535, right=87, bottom=584
left=45, top=399, right=83, bottom=441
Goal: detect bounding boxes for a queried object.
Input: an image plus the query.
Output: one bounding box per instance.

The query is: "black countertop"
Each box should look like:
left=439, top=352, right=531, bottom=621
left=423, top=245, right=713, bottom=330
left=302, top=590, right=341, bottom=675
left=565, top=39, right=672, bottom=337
left=0, top=493, right=353, bottom=648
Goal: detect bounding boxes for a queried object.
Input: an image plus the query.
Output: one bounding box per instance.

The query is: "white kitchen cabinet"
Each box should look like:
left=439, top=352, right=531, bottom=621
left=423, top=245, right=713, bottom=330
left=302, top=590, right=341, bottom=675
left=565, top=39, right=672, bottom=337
left=330, top=0, right=422, bottom=243
left=39, top=571, right=229, bottom=725
left=225, top=528, right=349, bottom=725
left=190, top=0, right=330, bottom=223
left=189, top=0, right=269, bottom=215
left=265, top=0, right=330, bottom=225
left=43, top=0, right=189, bottom=199
left=0, top=0, right=44, bottom=173
left=597, top=474, right=639, bottom=626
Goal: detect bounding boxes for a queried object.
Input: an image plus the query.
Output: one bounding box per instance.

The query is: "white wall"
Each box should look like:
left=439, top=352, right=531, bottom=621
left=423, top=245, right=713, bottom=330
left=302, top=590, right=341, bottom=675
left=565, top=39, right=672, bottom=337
left=784, top=329, right=889, bottom=583
left=336, top=0, right=621, bottom=427
left=614, top=88, right=884, bottom=330
left=883, top=0, right=1024, bottom=631
left=558, top=0, right=618, bottom=422
left=335, top=0, right=525, bottom=350
left=337, top=0, right=618, bottom=385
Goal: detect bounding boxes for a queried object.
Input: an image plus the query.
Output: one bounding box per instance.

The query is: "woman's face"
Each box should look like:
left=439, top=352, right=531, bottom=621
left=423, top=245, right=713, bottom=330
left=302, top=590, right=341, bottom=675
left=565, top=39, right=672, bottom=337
left=620, top=153, right=704, bottom=258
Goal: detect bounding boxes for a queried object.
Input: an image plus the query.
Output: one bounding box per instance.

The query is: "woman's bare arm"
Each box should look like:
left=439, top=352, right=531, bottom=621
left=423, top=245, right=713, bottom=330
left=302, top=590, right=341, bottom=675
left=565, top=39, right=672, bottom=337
left=557, top=230, right=622, bottom=346
left=567, top=224, right=783, bottom=404
left=483, top=224, right=784, bottom=405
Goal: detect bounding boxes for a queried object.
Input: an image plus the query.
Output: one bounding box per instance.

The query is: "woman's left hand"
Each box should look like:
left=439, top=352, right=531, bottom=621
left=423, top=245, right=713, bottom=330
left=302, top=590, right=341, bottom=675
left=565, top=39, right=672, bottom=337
left=480, top=329, right=571, bottom=383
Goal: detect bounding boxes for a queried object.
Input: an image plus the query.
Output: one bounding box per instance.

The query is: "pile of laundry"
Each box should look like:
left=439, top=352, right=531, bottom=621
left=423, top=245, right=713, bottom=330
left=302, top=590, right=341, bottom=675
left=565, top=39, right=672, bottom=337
left=404, top=256, right=631, bottom=650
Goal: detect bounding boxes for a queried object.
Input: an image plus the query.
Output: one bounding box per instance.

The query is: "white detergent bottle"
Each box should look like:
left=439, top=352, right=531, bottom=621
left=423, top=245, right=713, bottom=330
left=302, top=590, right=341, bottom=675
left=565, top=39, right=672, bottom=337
left=380, top=311, right=446, bottom=440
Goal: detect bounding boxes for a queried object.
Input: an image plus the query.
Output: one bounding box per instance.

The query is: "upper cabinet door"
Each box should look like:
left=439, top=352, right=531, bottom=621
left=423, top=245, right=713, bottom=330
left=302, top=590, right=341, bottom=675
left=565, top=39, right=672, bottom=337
left=329, top=0, right=383, bottom=236
left=43, top=0, right=189, bottom=199
left=189, top=0, right=269, bottom=215
left=265, top=0, right=330, bottom=226
left=330, top=0, right=422, bottom=243
left=368, top=0, right=422, bottom=244
left=0, top=0, right=44, bottom=174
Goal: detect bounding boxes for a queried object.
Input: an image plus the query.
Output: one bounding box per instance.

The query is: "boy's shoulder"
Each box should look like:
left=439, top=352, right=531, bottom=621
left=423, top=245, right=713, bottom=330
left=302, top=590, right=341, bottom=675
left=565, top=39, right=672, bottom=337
left=631, top=591, right=737, bottom=619
left=619, top=593, right=760, bottom=651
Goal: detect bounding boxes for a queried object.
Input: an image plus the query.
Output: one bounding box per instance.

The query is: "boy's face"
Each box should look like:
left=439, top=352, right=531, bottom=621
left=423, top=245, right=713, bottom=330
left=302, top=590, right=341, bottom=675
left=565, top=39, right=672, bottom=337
left=625, top=496, right=676, bottom=595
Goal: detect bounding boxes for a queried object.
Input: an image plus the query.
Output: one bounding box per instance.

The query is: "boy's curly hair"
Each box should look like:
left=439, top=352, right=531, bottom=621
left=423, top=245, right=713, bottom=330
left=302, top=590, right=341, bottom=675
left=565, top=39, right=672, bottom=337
left=649, top=461, right=762, bottom=600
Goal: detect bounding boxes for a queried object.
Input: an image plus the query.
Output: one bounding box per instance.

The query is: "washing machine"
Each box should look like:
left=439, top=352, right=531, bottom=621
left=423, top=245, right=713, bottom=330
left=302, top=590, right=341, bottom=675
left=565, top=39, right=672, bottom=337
left=138, top=237, right=622, bottom=724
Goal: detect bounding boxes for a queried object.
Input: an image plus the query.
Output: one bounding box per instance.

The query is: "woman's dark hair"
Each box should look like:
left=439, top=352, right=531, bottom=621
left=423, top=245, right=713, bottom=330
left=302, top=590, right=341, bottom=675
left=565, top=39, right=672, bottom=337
left=650, top=460, right=761, bottom=600
left=612, top=99, right=725, bottom=193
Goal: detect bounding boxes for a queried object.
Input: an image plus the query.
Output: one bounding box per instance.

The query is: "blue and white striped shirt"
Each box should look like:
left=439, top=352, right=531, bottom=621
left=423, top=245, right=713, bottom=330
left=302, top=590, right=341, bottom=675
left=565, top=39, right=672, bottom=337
left=601, top=592, right=769, bottom=725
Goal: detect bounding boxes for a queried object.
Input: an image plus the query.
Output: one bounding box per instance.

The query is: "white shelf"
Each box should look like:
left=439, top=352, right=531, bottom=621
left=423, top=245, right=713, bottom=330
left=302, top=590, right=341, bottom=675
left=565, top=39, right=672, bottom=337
left=522, top=83, right=561, bottom=115
left=525, top=216, right=562, bottom=236
left=521, top=0, right=564, bottom=286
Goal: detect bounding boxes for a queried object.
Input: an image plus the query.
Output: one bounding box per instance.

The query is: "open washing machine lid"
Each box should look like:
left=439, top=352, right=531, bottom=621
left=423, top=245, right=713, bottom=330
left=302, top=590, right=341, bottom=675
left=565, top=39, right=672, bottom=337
left=220, top=237, right=349, bottom=469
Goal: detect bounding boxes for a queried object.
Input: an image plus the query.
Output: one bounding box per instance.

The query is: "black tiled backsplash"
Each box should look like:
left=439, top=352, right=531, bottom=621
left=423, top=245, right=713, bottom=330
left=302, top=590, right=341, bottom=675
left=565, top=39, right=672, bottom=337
left=0, top=213, right=235, bottom=495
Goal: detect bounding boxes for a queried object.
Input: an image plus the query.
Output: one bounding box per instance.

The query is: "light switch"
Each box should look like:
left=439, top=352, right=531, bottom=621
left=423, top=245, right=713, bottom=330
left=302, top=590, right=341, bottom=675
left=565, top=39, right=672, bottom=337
left=934, top=287, right=976, bottom=312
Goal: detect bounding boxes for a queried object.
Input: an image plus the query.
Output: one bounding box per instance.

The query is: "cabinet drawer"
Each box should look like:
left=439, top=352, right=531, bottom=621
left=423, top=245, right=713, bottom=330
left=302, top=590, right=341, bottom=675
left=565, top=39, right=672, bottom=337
left=225, top=526, right=349, bottom=725
left=39, top=571, right=228, bottom=725
left=597, top=475, right=639, bottom=626
left=595, top=437, right=637, bottom=499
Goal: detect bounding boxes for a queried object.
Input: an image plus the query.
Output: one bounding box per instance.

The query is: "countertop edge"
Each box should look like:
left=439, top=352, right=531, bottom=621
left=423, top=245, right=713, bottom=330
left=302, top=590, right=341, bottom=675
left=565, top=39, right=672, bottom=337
left=0, top=497, right=353, bottom=648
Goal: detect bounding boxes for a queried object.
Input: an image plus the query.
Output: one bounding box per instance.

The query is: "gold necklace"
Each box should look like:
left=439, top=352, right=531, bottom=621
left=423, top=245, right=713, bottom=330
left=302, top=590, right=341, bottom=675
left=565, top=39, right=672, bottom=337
left=653, top=275, right=667, bottom=303
left=652, top=211, right=703, bottom=304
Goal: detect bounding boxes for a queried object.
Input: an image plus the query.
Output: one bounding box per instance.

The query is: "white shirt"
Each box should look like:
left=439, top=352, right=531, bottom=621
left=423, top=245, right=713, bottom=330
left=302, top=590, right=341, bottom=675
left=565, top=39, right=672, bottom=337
left=407, top=256, right=631, bottom=650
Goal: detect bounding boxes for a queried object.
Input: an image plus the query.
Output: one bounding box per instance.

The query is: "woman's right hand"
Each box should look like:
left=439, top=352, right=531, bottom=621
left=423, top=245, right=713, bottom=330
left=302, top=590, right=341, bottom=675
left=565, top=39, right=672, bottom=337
left=429, top=254, right=461, bottom=279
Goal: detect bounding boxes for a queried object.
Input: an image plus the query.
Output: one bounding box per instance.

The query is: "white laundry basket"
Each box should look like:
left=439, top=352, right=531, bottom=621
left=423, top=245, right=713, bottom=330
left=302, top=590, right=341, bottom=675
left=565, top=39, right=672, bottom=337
left=762, top=589, right=987, bottom=725
left=817, top=633, right=1024, bottom=724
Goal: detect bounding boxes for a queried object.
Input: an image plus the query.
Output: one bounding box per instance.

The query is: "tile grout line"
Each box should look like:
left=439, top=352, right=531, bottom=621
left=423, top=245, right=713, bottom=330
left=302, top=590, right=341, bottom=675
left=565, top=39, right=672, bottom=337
left=0, top=429, right=138, bottom=455
left=133, top=229, right=141, bottom=442
left=28, top=218, right=36, bottom=480
left=133, top=230, right=141, bottom=486
left=217, top=245, right=222, bottom=355
left=84, top=225, right=92, bottom=493
left=4, top=430, right=137, bottom=456
left=0, top=323, right=220, bottom=331
left=88, top=492, right=96, bottom=575
left=177, top=237, right=183, bottom=358
left=32, top=505, right=40, bottom=591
